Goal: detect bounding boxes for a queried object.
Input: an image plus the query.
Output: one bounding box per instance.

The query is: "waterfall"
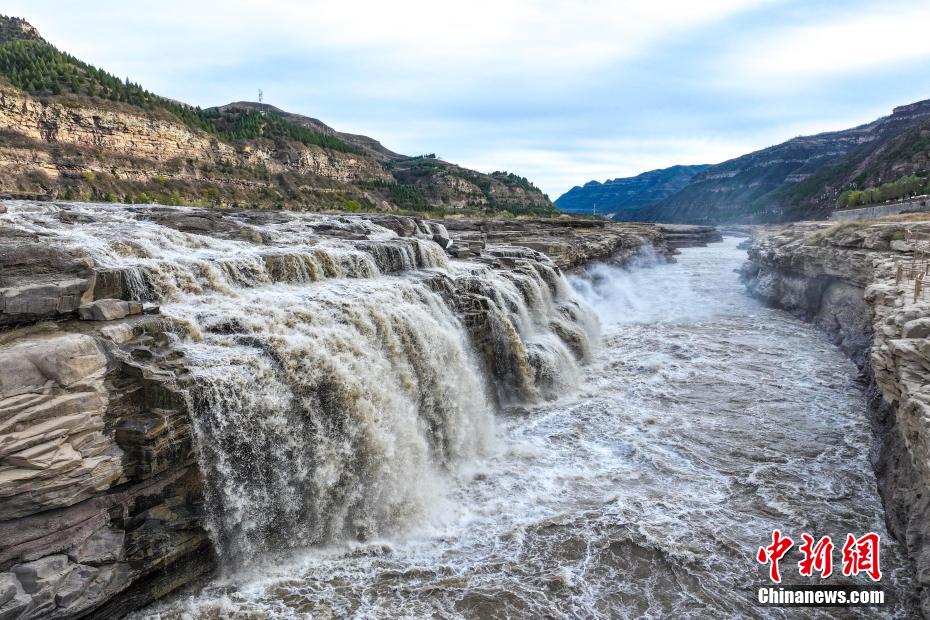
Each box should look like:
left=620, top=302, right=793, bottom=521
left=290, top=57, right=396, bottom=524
left=182, top=279, right=494, bottom=560
left=1, top=201, right=599, bottom=563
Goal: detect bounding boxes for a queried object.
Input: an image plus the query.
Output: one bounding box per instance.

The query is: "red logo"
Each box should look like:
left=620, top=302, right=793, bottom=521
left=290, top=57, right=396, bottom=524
left=798, top=534, right=834, bottom=578
left=758, top=531, right=881, bottom=582
left=841, top=533, right=882, bottom=582
left=757, top=529, right=794, bottom=583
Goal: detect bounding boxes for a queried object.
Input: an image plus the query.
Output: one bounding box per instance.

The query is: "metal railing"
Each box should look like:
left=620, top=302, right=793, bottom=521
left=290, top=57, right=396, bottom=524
left=896, top=261, right=930, bottom=285
left=898, top=230, right=930, bottom=302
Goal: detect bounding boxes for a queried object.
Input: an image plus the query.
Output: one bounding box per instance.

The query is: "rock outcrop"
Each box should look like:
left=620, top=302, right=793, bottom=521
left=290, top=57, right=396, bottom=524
left=0, top=316, right=212, bottom=620
left=437, top=217, right=708, bottom=269
left=741, top=220, right=930, bottom=615
left=654, top=224, right=722, bottom=249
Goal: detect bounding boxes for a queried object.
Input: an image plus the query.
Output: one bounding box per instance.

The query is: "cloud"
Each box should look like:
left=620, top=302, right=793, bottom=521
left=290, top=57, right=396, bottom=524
left=11, top=0, right=771, bottom=100
left=3, top=0, right=930, bottom=199
left=721, top=1, right=930, bottom=87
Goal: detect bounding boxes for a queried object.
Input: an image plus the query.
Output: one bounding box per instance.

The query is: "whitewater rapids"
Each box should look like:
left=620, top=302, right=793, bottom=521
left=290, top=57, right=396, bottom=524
left=138, top=236, right=914, bottom=619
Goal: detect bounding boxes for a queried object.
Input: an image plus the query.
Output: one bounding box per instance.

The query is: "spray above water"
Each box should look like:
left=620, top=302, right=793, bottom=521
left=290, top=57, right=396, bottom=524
left=570, top=246, right=730, bottom=325
left=184, top=280, right=497, bottom=560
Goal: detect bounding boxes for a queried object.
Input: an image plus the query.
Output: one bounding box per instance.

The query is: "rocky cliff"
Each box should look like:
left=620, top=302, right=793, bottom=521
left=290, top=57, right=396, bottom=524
left=0, top=16, right=556, bottom=216
left=555, top=164, right=709, bottom=215
left=741, top=220, right=930, bottom=615
left=0, top=199, right=709, bottom=618
left=617, top=101, right=930, bottom=224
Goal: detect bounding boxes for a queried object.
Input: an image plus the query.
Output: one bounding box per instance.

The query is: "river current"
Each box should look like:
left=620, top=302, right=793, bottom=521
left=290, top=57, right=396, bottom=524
left=143, top=236, right=913, bottom=619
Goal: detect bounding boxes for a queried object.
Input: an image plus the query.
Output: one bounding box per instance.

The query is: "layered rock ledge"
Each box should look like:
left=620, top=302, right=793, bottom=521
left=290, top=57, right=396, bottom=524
left=0, top=201, right=713, bottom=618
left=441, top=219, right=719, bottom=268
left=741, top=220, right=930, bottom=616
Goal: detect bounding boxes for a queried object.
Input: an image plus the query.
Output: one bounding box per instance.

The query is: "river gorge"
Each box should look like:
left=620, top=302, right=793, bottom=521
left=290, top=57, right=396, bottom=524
left=0, top=203, right=922, bottom=618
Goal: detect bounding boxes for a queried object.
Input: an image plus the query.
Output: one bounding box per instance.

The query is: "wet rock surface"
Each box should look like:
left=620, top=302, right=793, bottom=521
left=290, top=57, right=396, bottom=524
left=742, top=220, right=930, bottom=616
left=654, top=223, right=722, bottom=248
left=0, top=316, right=211, bottom=620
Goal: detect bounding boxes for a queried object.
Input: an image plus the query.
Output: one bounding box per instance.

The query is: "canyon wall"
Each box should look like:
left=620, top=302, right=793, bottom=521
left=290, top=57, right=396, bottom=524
left=0, top=16, right=561, bottom=215
left=0, top=85, right=390, bottom=201
left=0, top=84, right=556, bottom=215
left=742, top=220, right=930, bottom=615
left=0, top=201, right=704, bottom=618
left=614, top=100, right=930, bottom=224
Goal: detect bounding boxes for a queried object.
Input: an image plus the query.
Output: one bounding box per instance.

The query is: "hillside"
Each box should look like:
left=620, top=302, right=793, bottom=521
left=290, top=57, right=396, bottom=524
left=555, top=164, right=709, bottom=215
left=615, top=100, right=930, bottom=223
left=216, top=101, right=402, bottom=162
left=0, top=16, right=557, bottom=216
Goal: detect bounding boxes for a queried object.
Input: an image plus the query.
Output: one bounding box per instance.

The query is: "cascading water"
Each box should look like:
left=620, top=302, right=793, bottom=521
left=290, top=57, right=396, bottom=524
left=0, top=201, right=598, bottom=564
left=6, top=202, right=910, bottom=618
left=182, top=279, right=498, bottom=560
left=137, top=236, right=913, bottom=619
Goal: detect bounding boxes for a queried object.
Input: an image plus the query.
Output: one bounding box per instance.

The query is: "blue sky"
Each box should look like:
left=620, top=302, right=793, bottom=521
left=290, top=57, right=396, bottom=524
left=6, top=0, right=930, bottom=199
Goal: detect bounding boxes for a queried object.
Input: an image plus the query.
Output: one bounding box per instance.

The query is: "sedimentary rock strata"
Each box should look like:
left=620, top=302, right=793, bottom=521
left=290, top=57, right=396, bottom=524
left=441, top=217, right=683, bottom=269
left=742, top=220, right=930, bottom=616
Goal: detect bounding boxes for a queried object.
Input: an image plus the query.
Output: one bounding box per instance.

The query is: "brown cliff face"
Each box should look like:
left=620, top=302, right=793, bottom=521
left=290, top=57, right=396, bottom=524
left=742, top=221, right=930, bottom=616
left=0, top=88, right=234, bottom=162
left=0, top=85, right=556, bottom=214
left=0, top=17, right=557, bottom=215
left=0, top=85, right=394, bottom=208
left=0, top=318, right=214, bottom=620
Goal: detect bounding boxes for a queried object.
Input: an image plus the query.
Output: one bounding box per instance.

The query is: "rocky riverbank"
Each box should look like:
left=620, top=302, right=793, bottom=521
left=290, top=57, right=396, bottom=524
left=741, top=220, right=930, bottom=616
left=0, top=201, right=713, bottom=619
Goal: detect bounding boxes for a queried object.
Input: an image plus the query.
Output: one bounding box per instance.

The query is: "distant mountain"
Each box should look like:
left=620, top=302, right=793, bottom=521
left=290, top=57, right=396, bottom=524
left=555, top=164, right=709, bottom=215
left=0, top=15, right=557, bottom=216
left=616, top=100, right=930, bottom=223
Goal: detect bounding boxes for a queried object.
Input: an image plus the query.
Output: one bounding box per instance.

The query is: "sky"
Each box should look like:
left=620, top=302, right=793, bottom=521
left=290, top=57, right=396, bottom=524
left=6, top=0, right=930, bottom=199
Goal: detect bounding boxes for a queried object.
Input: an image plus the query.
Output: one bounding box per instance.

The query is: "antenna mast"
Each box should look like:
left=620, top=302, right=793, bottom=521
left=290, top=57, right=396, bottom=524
left=258, top=89, right=265, bottom=116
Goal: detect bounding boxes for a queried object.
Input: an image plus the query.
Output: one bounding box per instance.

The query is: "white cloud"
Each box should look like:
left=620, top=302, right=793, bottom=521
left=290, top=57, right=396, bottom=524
left=9, top=0, right=772, bottom=95
left=724, top=1, right=930, bottom=85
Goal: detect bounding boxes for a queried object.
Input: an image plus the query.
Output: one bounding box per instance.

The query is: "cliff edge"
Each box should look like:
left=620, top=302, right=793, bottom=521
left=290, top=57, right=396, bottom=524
left=742, top=220, right=930, bottom=615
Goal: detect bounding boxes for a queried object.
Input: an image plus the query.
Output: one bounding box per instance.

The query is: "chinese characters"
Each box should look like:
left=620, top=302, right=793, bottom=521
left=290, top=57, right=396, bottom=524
left=757, top=531, right=881, bottom=583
